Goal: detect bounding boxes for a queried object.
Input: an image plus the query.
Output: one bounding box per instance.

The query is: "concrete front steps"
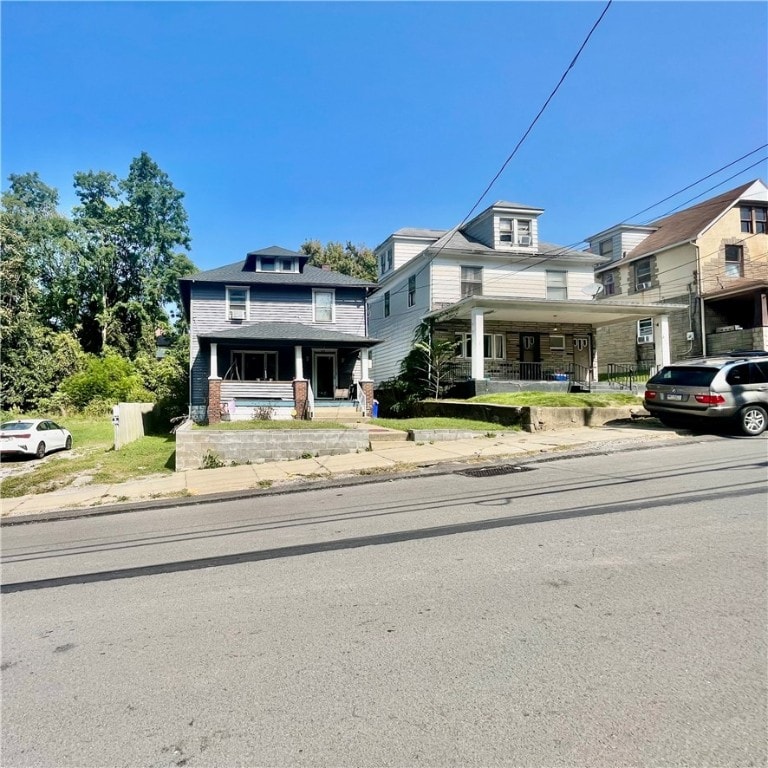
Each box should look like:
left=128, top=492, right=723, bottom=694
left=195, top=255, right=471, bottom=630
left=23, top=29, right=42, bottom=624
left=312, top=405, right=367, bottom=423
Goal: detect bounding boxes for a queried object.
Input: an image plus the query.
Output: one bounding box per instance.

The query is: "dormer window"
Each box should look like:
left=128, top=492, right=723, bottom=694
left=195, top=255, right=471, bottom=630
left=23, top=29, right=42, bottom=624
left=498, top=217, right=533, bottom=247
left=260, top=257, right=276, bottom=271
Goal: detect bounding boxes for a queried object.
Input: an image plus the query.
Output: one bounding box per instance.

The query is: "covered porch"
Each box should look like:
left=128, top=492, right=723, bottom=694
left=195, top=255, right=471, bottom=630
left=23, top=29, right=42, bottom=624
left=426, top=295, right=686, bottom=394
left=198, top=323, right=380, bottom=423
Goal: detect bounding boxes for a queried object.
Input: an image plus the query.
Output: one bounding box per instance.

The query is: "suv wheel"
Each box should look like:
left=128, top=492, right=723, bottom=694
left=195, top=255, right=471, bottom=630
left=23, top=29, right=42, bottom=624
left=739, top=405, right=767, bottom=436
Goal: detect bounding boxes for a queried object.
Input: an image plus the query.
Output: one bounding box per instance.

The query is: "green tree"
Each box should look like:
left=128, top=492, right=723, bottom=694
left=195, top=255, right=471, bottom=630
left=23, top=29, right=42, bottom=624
left=60, top=354, right=152, bottom=410
left=71, top=153, right=195, bottom=356
left=301, top=239, right=377, bottom=281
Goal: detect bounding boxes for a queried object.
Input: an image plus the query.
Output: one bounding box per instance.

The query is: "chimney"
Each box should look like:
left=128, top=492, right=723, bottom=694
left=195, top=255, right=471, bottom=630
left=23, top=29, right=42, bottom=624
left=321, top=264, right=331, bottom=271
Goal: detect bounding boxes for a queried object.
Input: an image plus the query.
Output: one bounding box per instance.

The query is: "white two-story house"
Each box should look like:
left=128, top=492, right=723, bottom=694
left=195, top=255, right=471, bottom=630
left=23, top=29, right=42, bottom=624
left=368, top=201, right=682, bottom=395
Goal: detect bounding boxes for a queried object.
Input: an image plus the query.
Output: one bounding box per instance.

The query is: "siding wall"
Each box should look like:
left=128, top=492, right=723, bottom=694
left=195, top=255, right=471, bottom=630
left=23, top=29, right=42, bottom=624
left=368, top=264, right=430, bottom=384
left=189, top=282, right=368, bottom=406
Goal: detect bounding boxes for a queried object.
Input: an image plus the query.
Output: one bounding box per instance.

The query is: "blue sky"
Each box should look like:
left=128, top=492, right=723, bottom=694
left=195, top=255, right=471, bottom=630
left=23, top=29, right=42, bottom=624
left=2, top=1, right=767, bottom=271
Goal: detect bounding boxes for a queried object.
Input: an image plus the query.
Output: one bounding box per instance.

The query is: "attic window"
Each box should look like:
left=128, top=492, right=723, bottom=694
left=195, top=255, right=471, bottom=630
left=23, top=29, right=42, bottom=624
left=599, top=238, right=613, bottom=259
left=260, top=257, right=276, bottom=272
left=279, top=258, right=294, bottom=272
left=741, top=205, right=767, bottom=234
left=499, top=217, right=532, bottom=246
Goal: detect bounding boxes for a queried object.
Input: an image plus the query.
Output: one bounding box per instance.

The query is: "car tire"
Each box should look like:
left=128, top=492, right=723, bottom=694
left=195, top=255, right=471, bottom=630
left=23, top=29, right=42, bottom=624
left=65, top=436, right=72, bottom=450
left=739, top=405, right=767, bottom=436
left=35, top=441, right=46, bottom=459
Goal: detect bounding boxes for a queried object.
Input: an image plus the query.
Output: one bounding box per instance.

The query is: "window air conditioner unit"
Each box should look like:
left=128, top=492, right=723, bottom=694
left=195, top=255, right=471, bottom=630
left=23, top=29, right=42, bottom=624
left=636, top=282, right=652, bottom=291
left=230, top=309, right=246, bottom=320
left=518, top=235, right=532, bottom=246
left=715, top=324, right=742, bottom=333
left=637, top=334, right=653, bottom=344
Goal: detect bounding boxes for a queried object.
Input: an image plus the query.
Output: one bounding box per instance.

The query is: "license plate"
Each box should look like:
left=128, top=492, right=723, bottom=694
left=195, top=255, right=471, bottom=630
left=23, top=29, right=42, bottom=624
left=665, top=394, right=683, bottom=401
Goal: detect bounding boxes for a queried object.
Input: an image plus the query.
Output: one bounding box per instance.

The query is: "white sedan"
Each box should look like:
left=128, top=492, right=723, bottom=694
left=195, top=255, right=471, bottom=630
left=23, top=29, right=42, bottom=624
left=0, top=419, right=73, bottom=459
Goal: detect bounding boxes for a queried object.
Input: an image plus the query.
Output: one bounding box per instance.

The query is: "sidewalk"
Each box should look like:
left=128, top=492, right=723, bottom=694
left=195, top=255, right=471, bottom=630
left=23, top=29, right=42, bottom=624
left=0, top=422, right=685, bottom=522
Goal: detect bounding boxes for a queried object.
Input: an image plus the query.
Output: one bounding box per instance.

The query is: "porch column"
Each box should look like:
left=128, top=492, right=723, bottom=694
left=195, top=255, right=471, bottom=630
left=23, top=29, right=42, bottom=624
left=294, top=345, right=304, bottom=380
left=470, top=307, right=485, bottom=380
left=210, top=342, right=219, bottom=378
left=361, top=348, right=370, bottom=381
left=207, top=342, right=222, bottom=424
left=654, top=314, right=671, bottom=370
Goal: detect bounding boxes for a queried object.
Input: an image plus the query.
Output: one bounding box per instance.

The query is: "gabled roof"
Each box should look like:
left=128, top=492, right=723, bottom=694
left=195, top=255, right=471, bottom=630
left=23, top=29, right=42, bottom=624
left=626, top=181, right=759, bottom=260
left=246, top=245, right=303, bottom=258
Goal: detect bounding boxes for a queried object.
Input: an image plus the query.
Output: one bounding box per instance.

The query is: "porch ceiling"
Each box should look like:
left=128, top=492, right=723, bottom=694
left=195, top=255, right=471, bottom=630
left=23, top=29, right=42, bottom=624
left=426, top=295, right=687, bottom=328
left=199, top=321, right=381, bottom=346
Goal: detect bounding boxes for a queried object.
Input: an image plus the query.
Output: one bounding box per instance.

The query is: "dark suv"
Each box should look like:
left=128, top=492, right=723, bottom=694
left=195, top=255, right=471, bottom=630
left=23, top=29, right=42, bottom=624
left=644, top=352, right=768, bottom=436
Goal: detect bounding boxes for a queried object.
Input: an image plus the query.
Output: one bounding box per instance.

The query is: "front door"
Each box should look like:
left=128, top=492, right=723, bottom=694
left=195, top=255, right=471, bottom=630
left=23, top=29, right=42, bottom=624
left=313, top=352, right=336, bottom=399
left=519, top=333, right=541, bottom=379
left=573, top=336, right=592, bottom=381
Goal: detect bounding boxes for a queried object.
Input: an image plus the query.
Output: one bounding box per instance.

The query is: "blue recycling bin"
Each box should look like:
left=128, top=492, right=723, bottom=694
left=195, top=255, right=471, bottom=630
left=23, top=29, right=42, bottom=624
left=371, top=400, right=379, bottom=418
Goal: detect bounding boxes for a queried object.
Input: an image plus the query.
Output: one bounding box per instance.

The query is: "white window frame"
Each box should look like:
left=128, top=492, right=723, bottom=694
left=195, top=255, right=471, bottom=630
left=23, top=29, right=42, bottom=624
left=637, top=318, right=654, bottom=344
left=407, top=275, right=416, bottom=307
left=279, top=258, right=296, bottom=272
left=602, top=270, right=616, bottom=295
left=549, top=334, right=566, bottom=351
left=454, top=332, right=505, bottom=360
left=599, top=238, right=613, bottom=259
left=313, top=288, right=335, bottom=323
left=461, top=266, right=483, bottom=297
left=546, top=270, right=568, bottom=300
left=226, top=286, right=249, bottom=321
left=635, top=258, right=652, bottom=290
left=499, top=217, right=533, bottom=247
left=386, top=248, right=393, bottom=272
left=724, top=245, right=743, bottom=278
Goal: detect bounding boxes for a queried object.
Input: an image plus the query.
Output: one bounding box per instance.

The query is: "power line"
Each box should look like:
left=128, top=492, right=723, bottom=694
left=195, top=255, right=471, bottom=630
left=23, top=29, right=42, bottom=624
left=374, top=152, right=767, bottom=317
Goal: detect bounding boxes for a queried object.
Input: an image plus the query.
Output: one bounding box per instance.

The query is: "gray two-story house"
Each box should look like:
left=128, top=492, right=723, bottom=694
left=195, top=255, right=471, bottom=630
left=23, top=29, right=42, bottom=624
left=179, top=246, right=379, bottom=423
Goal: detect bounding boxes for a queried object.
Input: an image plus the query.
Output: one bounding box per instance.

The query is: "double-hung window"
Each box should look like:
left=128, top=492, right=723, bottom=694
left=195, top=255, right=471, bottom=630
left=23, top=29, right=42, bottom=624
left=313, top=289, right=334, bottom=322
left=499, top=217, right=532, bottom=246
left=599, top=238, right=613, bottom=260
left=226, top=286, right=248, bottom=320
left=740, top=205, right=767, bottom=234
left=407, top=275, right=416, bottom=307
left=635, top=258, right=652, bottom=291
left=383, top=291, right=390, bottom=318
left=725, top=245, right=744, bottom=277
left=602, top=270, right=616, bottom=295
left=546, top=270, right=568, bottom=300
left=461, top=266, right=482, bottom=297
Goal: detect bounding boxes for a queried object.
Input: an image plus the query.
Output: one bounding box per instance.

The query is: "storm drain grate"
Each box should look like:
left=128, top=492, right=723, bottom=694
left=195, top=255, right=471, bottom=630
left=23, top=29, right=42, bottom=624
left=456, top=464, right=535, bottom=478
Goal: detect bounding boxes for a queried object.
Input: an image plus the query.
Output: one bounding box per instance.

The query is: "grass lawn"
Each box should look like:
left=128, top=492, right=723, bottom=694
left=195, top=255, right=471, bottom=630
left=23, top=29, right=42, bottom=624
left=1, top=416, right=175, bottom=498
left=468, top=392, right=642, bottom=407
left=373, top=417, right=519, bottom=432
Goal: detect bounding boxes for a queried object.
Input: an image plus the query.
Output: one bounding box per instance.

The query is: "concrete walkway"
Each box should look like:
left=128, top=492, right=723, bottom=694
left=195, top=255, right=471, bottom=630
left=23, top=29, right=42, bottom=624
left=0, top=422, right=684, bottom=521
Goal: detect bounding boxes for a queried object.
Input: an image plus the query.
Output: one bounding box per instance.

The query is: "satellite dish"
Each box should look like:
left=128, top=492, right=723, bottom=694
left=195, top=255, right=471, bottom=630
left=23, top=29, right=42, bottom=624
left=581, top=282, right=604, bottom=298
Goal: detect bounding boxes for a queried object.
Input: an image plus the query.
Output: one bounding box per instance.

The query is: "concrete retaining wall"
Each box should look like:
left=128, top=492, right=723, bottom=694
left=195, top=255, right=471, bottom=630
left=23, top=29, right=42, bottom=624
left=415, top=400, right=637, bottom=432
left=175, top=422, right=370, bottom=471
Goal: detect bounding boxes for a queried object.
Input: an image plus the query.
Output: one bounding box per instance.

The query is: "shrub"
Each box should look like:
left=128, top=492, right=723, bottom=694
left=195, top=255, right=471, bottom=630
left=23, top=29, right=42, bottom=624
left=61, top=354, right=152, bottom=409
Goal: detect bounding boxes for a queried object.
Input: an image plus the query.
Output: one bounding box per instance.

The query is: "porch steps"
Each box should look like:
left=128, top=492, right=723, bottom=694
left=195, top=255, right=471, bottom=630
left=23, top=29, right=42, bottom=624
left=366, top=425, right=410, bottom=444
left=312, top=405, right=366, bottom=423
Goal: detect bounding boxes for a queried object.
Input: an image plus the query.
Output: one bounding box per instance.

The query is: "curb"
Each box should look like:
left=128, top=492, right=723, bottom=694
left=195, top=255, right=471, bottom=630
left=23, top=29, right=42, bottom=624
left=0, top=432, right=711, bottom=527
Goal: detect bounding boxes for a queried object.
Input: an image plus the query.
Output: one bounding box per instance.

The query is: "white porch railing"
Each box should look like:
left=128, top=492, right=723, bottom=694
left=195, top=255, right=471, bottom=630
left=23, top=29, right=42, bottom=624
left=220, top=381, right=294, bottom=400
left=307, top=381, right=315, bottom=420
left=355, top=381, right=367, bottom=417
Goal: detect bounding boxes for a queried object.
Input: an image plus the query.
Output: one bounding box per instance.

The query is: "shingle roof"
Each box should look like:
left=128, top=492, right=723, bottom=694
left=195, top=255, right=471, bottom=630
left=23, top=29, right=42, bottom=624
left=198, top=322, right=380, bottom=345
left=181, top=261, right=375, bottom=288
left=626, top=181, right=756, bottom=260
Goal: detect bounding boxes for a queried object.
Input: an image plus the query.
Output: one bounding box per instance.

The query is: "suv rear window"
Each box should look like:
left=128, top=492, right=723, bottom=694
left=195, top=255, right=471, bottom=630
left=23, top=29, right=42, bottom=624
left=648, top=366, right=718, bottom=387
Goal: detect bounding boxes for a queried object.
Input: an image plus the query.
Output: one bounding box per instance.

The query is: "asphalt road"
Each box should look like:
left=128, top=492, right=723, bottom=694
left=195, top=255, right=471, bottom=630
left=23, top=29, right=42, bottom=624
left=2, top=436, right=766, bottom=767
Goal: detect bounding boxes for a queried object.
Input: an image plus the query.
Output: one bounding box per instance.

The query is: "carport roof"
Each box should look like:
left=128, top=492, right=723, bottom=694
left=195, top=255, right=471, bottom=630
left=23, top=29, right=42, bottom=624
left=425, top=296, right=687, bottom=327
left=198, top=322, right=381, bottom=346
